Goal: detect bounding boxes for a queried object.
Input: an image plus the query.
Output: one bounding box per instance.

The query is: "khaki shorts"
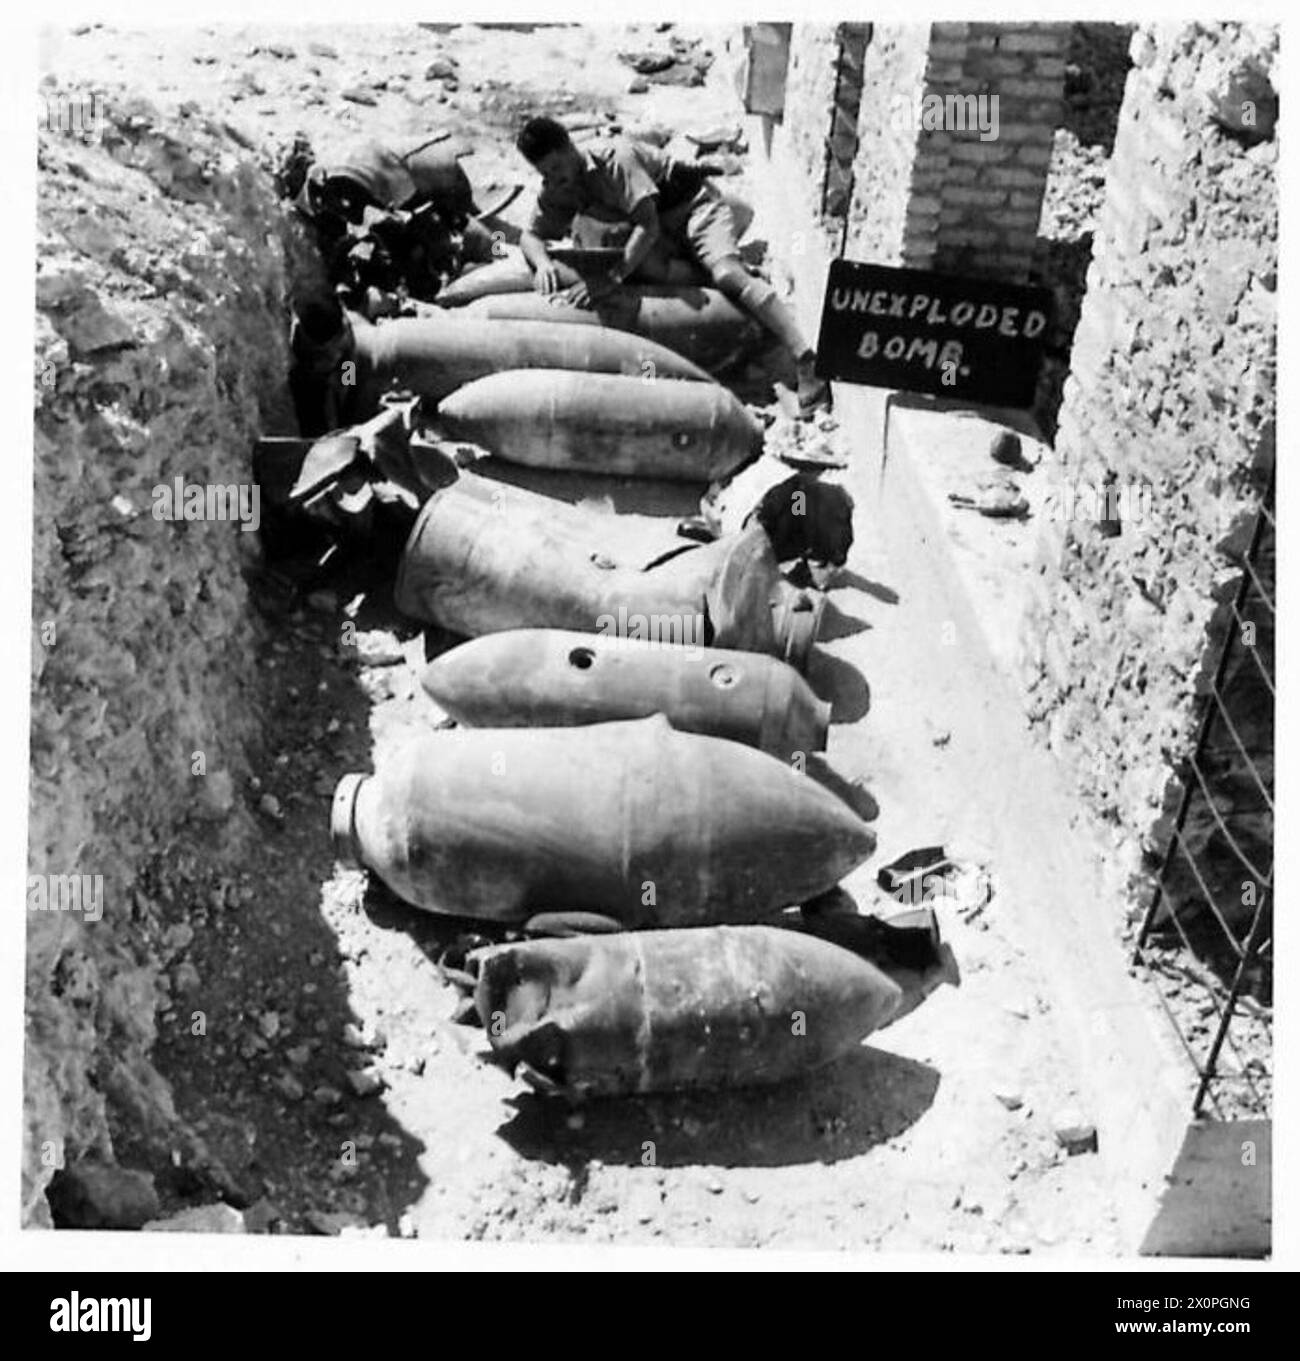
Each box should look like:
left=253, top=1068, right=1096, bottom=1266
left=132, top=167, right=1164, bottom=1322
left=572, top=185, right=740, bottom=278
left=664, top=185, right=739, bottom=272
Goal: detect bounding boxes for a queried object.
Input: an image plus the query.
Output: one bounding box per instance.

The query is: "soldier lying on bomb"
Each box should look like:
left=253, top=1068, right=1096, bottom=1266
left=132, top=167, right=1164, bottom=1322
left=513, top=116, right=832, bottom=417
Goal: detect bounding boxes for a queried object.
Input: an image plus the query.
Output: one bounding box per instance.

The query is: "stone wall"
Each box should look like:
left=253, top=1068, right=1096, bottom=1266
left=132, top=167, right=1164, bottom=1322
left=781, top=24, right=841, bottom=221
left=28, top=86, right=297, bottom=1224
left=1018, top=22, right=1278, bottom=894
left=844, top=25, right=932, bottom=265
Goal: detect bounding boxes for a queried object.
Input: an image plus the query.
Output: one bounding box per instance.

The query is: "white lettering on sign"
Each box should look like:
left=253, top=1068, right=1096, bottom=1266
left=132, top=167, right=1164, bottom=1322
left=855, top=332, right=961, bottom=372
left=830, top=289, right=1047, bottom=340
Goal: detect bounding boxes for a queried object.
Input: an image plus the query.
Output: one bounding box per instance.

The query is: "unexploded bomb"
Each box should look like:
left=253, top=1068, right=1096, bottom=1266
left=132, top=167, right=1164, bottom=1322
left=436, top=369, right=762, bottom=482
left=349, top=310, right=709, bottom=409
left=393, top=474, right=824, bottom=670
left=462, top=285, right=761, bottom=373
left=472, top=925, right=903, bottom=1097
left=420, top=628, right=830, bottom=761
left=331, top=715, right=874, bottom=925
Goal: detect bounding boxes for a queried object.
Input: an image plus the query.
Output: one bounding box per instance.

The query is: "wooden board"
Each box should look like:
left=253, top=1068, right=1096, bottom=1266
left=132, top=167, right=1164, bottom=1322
left=815, top=258, right=1053, bottom=408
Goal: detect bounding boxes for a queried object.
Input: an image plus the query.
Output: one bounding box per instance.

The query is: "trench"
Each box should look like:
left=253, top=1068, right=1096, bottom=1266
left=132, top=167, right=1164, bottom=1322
left=32, top=22, right=1156, bottom=1252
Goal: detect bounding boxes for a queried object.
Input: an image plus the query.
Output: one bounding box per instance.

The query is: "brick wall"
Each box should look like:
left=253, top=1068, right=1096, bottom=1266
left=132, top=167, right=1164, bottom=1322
left=823, top=25, right=871, bottom=219
left=832, top=22, right=1067, bottom=279
left=1019, top=22, right=1278, bottom=892
left=910, top=22, right=1068, bottom=280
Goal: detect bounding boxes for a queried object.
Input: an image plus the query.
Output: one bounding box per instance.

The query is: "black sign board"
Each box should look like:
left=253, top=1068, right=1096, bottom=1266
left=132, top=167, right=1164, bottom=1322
left=815, top=259, right=1053, bottom=408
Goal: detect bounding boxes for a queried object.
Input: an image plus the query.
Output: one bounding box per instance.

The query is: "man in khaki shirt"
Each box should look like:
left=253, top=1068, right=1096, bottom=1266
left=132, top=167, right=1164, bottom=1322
left=516, top=117, right=830, bottom=416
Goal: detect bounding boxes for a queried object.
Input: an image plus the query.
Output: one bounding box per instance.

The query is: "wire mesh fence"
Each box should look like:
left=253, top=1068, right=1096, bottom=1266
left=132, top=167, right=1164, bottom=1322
left=1133, top=472, right=1274, bottom=1118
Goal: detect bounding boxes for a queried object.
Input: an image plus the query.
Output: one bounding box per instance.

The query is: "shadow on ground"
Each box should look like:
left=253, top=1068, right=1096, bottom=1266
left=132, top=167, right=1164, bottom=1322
left=142, top=597, right=432, bottom=1234
left=493, top=1045, right=939, bottom=1168
left=807, top=647, right=870, bottom=724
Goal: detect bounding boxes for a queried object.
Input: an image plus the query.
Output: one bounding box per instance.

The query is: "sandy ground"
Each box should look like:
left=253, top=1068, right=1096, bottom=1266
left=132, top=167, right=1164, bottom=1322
left=42, top=20, right=1132, bottom=1252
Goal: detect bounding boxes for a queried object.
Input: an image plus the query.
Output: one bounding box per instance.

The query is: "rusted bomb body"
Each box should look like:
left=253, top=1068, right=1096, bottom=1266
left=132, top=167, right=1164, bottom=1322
left=436, top=370, right=761, bottom=482
left=349, top=312, right=709, bottom=409
left=421, top=628, right=830, bottom=762
left=472, top=925, right=902, bottom=1097
left=331, top=716, right=875, bottom=925
left=394, top=474, right=824, bottom=670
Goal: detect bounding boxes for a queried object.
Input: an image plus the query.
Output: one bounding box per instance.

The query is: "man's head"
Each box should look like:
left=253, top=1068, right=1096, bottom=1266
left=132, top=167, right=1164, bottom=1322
left=516, top=117, right=585, bottom=192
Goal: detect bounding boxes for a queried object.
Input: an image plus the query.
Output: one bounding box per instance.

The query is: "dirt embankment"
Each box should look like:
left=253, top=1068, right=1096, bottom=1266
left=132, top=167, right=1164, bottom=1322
left=29, top=83, right=299, bottom=1225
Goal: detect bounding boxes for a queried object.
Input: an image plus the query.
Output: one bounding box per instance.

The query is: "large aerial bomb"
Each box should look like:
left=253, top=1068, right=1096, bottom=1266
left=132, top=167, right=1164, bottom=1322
left=331, top=715, right=875, bottom=926
left=394, top=474, right=825, bottom=670
left=435, top=370, right=761, bottom=482
left=420, top=628, right=830, bottom=762
left=348, top=311, right=709, bottom=410
left=461, top=287, right=761, bottom=373
left=471, top=925, right=902, bottom=1097
left=435, top=250, right=584, bottom=305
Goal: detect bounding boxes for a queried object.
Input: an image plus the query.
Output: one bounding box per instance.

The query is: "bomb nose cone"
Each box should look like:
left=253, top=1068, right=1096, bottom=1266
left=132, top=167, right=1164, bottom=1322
left=420, top=637, right=511, bottom=724
left=331, top=773, right=368, bottom=868
left=419, top=652, right=460, bottom=710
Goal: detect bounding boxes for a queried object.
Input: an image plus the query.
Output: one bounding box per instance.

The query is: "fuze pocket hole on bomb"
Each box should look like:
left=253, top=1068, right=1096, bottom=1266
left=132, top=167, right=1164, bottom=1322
left=708, top=663, right=738, bottom=689
left=568, top=647, right=596, bottom=671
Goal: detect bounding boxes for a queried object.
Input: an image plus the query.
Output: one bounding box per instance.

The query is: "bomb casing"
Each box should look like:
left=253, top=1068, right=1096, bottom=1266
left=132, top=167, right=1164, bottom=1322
left=421, top=628, right=830, bottom=762
left=462, top=286, right=762, bottom=373
left=473, top=925, right=903, bottom=1097
left=393, top=473, right=824, bottom=671
left=436, top=369, right=762, bottom=483
left=331, top=716, right=875, bottom=925
left=349, top=311, right=709, bottom=410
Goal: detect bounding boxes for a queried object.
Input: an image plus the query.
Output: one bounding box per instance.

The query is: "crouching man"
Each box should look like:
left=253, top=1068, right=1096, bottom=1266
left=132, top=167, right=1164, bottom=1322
left=515, top=117, right=830, bottom=416
left=297, top=136, right=481, bottom=312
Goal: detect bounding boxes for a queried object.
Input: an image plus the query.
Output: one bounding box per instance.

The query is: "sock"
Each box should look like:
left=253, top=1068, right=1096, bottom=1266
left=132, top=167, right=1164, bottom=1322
left=735, top=276, right=813, bottom=358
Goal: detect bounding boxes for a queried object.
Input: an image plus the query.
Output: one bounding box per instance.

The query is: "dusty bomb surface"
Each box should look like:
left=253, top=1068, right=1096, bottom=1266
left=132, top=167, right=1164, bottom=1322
left=472, top=925, right=903, bottom=1097
left=436, top=368, right=762, bottom=482
left=435, top=248, right=608, bottom=304
left=458, top=279, right=761, bottom=373
left=331, top=715, right=875, bottom=925
left=421, top=628, right=830, bottom=762
left=394, top=474, right=825, bottom=671
left=348, top=309, right=710, bottom=410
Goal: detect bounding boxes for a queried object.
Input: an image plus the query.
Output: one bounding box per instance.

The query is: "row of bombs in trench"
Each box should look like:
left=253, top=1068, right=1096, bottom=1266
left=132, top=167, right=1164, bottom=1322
left=333, top=707, right=957, bottom=1101
left=324, top=505, right=926, bottom=1104
left=279, top=290, right=956, bottom=1101
left=300, top=307, right=763, bottom=485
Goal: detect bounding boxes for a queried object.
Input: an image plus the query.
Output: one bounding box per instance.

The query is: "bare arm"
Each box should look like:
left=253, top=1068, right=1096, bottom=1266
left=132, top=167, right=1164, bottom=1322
left=611, top=198, right=662, bottom=284
left=520, top=229, right=562, bottom=294
left=563, top=199, right=662, bottom=308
